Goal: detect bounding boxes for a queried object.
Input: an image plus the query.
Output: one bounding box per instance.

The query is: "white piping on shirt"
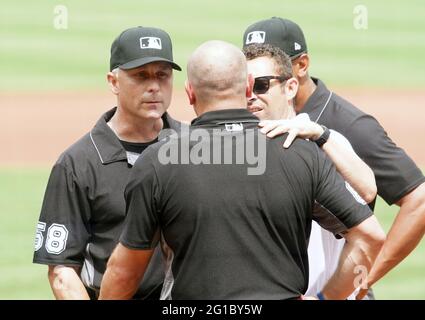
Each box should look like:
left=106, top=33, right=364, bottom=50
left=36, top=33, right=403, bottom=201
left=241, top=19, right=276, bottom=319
left=89, top=131, right=105, bottom=164
left=314, top=91, right=333, bottom=123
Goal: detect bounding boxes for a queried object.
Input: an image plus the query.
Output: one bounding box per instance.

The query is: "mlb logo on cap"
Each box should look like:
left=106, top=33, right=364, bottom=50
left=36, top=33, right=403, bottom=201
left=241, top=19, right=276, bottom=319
left=245, top=31, right=266, bottom=45
left=140, top=37, right=162, bottom=50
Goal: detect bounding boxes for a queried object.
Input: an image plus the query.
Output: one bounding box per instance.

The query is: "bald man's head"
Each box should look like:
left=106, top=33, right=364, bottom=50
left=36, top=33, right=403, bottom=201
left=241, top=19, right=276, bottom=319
left=187, top=40, right=248, bottom=105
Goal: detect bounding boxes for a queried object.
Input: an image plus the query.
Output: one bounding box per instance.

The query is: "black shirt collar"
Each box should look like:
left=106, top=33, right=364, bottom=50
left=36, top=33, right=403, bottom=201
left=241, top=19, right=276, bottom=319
left=191, top=108, right=259, bottom=127
left=299, top=77, right=333, bottom=121
left=90, top=107, right=176, bottom=164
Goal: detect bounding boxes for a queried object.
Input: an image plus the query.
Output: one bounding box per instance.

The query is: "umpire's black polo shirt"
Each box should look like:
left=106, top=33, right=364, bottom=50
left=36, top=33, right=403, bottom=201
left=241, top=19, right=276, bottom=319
left=121, top=108, right=373, bottom=300
left=33, top=107, right=182, bottom=298
left=301, top=78, right=425, bottom=207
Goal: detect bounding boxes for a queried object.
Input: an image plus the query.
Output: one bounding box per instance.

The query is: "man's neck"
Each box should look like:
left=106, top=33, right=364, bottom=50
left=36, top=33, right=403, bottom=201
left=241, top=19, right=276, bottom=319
left=108, top=107, right=163, bottom=143
left=194, top=98, right=247, bottom=117
left=294, top=76, right=316, bottom=113
left=285, top=104, right=297, bottom=119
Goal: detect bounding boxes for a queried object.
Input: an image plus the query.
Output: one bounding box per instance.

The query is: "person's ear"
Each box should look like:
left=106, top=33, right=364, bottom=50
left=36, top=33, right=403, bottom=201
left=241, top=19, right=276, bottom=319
left=284, top=77, right=299, bottom=101
left=246, top=74, right=254, bottom=99
left=185, top=80, right=196, bottom=106
left=292, top=53, right=310, bottom=78
left=107, top=71, right=119, bottom=95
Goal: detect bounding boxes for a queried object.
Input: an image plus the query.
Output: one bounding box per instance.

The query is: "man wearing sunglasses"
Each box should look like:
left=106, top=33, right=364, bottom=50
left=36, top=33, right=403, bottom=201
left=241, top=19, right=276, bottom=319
left=243, top=43, right=377, bottom=299
left=243, top=17, right=425, bottom=299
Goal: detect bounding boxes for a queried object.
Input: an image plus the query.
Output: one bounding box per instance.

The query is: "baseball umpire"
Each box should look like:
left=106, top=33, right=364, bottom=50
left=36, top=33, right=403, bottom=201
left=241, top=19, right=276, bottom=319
left=243, top=17, right=425, bottom=298
left=33, top=26, right=182, bottom=299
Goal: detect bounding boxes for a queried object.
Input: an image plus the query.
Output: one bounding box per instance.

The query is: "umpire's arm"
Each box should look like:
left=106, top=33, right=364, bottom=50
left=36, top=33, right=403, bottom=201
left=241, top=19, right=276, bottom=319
left=100, top=244, right=154, bottom=299
left=100, top=150, right=160, bottom=300
left=48, top=265, right=90, bottom=299
left=320, top=216, right=385, bottom=300
left=356, top=182, right=425, bottom=300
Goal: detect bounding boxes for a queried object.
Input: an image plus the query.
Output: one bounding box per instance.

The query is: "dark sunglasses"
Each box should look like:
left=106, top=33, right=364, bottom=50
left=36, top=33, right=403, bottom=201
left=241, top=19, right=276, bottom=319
left=253, top=75, right=290, bottom=94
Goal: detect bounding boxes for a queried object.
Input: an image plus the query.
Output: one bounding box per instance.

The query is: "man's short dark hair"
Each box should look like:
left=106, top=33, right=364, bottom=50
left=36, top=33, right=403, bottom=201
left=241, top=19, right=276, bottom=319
left=243, top=43, right=292, bottom=79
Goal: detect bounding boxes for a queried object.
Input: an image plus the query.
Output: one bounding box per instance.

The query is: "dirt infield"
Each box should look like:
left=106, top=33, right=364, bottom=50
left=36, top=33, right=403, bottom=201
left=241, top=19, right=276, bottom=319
left=1, top=89, right=424, bottom=167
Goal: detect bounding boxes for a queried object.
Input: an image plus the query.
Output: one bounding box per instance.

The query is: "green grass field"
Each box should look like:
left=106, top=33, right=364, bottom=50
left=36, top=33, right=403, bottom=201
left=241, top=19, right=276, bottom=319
left=1, top=0, right=425, bottom=90
left=0, top=168, right=423, bottom=299
left=1, top=0, right=424, bottom=300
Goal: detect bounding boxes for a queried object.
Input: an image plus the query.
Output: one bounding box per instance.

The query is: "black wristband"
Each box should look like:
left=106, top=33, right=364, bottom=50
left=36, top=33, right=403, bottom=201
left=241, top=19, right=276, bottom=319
left=313, top=125, right=330, bottom=147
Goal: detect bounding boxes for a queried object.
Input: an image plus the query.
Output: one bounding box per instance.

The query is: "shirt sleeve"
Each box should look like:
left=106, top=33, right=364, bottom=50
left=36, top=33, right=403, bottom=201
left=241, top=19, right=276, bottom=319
left=120, top=152, right=161, bottom=250
left=312, top=145, right=373, bottom=235
left=344, top=114, right=425, bottom=205
left=33, top=161, right=91, bottom=266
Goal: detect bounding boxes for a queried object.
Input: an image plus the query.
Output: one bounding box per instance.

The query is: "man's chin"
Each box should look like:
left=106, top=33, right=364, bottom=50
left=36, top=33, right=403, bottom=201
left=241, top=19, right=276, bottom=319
left=141, top=109, right=165, bottom=120
left=252, top=110, right=266, bottom=120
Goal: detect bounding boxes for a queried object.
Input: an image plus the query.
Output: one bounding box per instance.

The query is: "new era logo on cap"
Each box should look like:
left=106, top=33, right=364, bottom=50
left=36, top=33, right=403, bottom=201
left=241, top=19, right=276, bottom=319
left=245, top=31, right=266, bottom=45
left=294, top=42, right=301, bottom=51
left=140, top=37, right=162, bottom=49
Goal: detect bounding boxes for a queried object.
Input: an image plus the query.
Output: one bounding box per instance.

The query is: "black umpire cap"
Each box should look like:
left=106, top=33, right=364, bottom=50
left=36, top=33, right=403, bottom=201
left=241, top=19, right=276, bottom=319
left=110, top=26, right=181, bottom=71
left=243, top=17, right=307, bottom=59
